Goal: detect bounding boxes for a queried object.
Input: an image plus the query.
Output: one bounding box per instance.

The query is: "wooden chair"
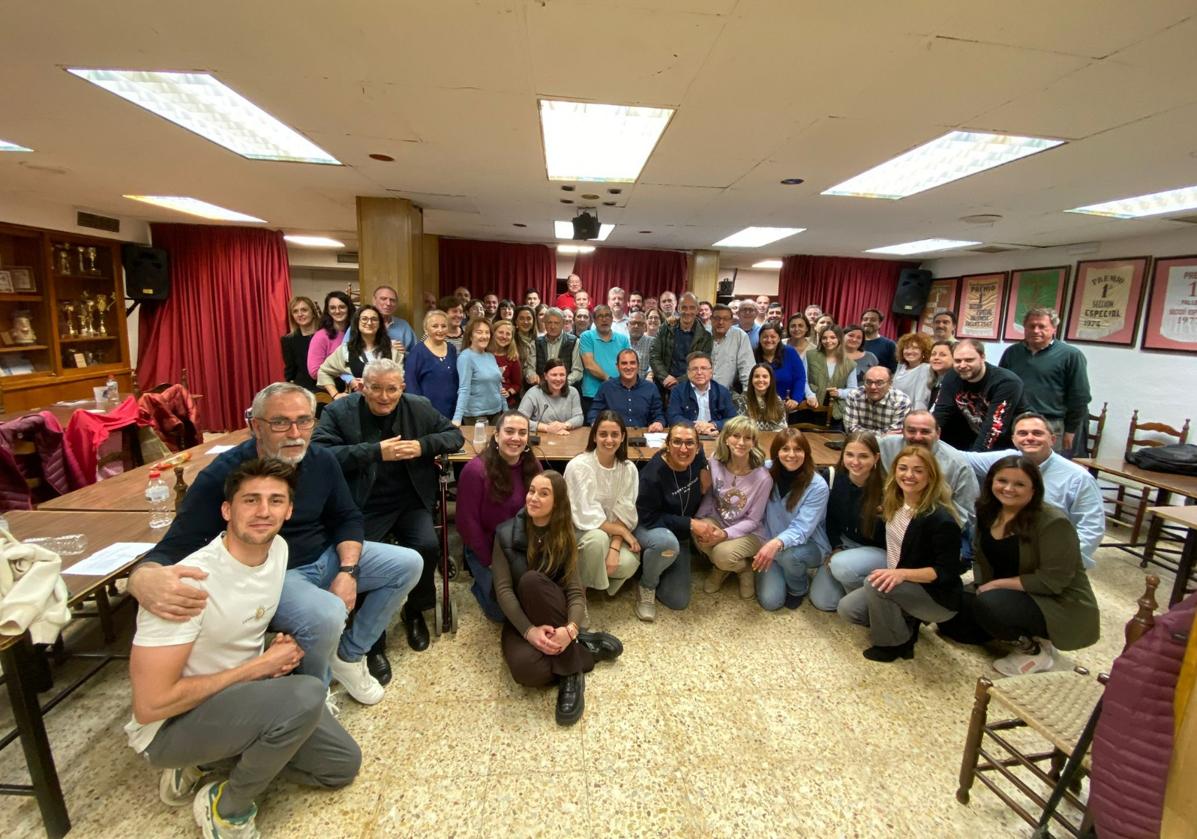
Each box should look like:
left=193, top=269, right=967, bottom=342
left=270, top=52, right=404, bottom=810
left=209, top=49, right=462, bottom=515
left=792, top=404, right=832, bottom=432
left=956, top=576, right=1160, bottom=836
left=1082, top=402, right=1107, bottom=460
left=1102, top=411, right=1190, bottom=549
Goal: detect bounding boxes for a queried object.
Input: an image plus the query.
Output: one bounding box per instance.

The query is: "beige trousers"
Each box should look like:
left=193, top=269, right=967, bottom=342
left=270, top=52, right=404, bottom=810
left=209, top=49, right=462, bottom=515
left=576, top=529, right=640, bottom=595
left=693, top=518, right=763, bottom=573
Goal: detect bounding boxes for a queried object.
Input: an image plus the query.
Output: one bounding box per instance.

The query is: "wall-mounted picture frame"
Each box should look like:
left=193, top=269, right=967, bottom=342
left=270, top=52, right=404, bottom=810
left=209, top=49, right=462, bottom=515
left=1141, top=254, right=1197, bottom=354
left=957, top=272, right=1008, bottom=340
left=1002, top=265, right=1071, bottom=342
left=918, top=277, right=959, bottom=335
left=8, top=267, right=35, bottom=292
left=0, top=270, right=13, bottom=294
left=1065, top=256, right=1150, bottom=346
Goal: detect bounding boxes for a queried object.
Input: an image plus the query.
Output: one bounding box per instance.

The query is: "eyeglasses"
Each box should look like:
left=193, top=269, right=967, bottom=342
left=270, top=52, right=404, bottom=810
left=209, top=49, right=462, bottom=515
left=261, top=416, right=316, bottom=432
left=863, top=380, right=889, bottom=388
left=365, top=384, right=402, bottom=396
left=358, top=316, right=380, bottom=324
left=670, top=439, right=698, bottom=448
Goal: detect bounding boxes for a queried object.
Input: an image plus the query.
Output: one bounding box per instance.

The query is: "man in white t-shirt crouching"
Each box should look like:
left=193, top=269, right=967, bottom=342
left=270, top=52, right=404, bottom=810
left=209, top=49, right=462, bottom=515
left=125, top=458, right=361, bottom=838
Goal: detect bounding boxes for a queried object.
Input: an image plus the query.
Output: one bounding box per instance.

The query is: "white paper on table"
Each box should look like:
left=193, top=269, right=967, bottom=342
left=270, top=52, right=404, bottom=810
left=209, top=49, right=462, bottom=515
left=54, top=399, right=94, bottom=406
left=643, top=432, right=667, bottom=448
left=206, top=445, right=235, bottom=454
left=62, top=542, right=156, bottom=576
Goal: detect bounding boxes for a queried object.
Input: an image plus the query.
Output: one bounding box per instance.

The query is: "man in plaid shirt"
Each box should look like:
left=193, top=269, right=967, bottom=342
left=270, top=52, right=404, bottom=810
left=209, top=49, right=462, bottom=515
left=844, top=367, right=912, bottom=434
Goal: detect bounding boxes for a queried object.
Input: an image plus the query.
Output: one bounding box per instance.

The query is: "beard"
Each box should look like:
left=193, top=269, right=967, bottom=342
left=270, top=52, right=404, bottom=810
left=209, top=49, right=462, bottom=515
left=264, top=438, right=308, bottom=465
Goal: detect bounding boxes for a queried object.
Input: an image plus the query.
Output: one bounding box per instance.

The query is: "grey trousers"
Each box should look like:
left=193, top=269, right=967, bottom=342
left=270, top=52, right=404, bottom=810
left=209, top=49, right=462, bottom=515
left=837, top=581, right=956, bottom=647
left=144, top=675, right=361, bottom=817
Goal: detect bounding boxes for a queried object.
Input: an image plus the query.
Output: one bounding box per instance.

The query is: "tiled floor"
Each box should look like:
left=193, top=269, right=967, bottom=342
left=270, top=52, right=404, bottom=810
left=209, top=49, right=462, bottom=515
left=0, top=532, right=1159, bottom=838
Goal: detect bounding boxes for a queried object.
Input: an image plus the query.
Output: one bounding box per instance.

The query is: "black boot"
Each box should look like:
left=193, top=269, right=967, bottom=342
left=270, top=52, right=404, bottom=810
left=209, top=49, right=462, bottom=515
left=577, top=631, right=623, bottom=663
left=402, top=606, right=430, bottom=652
left=555, top=672, right=585, bottom=726
left=366, top=632, right=392, bottom=686
left=863, top=621, right=919, bottom=662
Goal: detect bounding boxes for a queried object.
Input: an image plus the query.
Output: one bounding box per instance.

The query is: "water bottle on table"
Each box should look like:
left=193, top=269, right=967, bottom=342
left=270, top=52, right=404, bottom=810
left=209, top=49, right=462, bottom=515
left=105, top=374, right=119, bottom=406
left=473, top=420, right=487, bottom=448
left=146, top=469, right=173, bottom=528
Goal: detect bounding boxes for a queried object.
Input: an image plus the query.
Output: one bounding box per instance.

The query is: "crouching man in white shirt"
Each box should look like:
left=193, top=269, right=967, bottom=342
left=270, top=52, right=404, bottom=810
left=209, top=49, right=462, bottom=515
left=125, top=458, right=361, bottom=838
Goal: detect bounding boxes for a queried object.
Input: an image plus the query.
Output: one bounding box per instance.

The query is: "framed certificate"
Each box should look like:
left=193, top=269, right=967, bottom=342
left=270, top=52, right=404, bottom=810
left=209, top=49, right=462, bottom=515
left=1141, top=255, right=1197, bottom=353
left=1003, top=266, right=1070, bottom=341
left=1065, top=257, right=1150, bottom=346
left=957, top=272, right=1008, bottom=340
left=918, top=278, right=959, bottom=335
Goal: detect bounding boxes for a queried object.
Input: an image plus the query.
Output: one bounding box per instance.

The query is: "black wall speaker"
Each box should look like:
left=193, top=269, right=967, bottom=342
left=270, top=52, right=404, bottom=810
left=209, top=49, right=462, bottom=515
left=891, top=268, right=933, bottom=317
left=122, top=244, right=170, bottom=301
left=572, top=211, right=601, bottom=240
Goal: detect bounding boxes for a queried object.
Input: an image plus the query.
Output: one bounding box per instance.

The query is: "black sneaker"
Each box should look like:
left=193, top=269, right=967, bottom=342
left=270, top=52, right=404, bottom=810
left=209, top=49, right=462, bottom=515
left=577, top=631, right=623, bottom=663
left=555, top=673, right=584, bottom=726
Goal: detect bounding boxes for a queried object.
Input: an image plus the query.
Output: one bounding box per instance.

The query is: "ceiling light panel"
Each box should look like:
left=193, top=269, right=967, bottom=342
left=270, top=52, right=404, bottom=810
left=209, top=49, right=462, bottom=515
left=865, top=238, right=981, bottom=255
left=0, top=139, right=33, bottom=152
left=1065, top=184, right=1197, bottom=219
left=752, top=260, right=784, bottom=269
left=540, top=99, right=674, bottom=183
left=284, top=235, right=345, bottom=248
left=713, top=227, right=804, bottom=248
left=124, top=195, right=265, bottom=223
left=554, top=220, right=614, bottom=241
left=822, top=131, right=1065, bottom=200
left=68, top=69, right=340, bottom=165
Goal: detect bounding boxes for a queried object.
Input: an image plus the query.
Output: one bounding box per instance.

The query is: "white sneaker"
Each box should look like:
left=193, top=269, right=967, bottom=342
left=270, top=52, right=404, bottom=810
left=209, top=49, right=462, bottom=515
left=993, top=638, right=1055, bottom=677
left=159, top=765, right=203, bottom=807
left=193, top=780, right=260, bottom=838
left=329, top=654, right=384, bottom=705
left=635, top=585, right=657, bottom=622
left=324, top=687, right=341, bottom=718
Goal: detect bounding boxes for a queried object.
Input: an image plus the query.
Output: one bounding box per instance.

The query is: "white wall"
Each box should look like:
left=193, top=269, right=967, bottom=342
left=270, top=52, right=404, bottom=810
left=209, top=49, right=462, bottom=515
left=722, top=267, right=779, bottom=297
left=923, top=226, right=1197, bottom=460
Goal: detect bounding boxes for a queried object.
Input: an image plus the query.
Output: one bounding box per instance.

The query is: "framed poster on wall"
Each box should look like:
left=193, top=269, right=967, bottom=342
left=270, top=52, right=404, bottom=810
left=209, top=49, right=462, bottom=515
left=957, top=272, right=1008, bottom=340
left=1141, top=254, right=1197, bottom=353
left=918, top=278, right=959, bottom=335
left=1065, top=257, right=1150, bottom=346
left=1002, top=265, right=1070, bottom=341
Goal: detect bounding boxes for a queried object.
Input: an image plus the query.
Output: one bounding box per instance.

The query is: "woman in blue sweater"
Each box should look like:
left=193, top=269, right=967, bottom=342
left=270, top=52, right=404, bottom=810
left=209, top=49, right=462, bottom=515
left=754, top=324, right=807, bottom=420
left=753, top=428, right=831, bottom=610
left=404, top=309, right=459, bottom=419
left=453, top=318, right=505, bottom=426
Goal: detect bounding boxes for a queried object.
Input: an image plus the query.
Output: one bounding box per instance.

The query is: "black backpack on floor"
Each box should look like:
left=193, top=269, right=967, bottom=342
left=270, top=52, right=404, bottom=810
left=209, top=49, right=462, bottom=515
left=1126, top=443, right=1197, bottom=476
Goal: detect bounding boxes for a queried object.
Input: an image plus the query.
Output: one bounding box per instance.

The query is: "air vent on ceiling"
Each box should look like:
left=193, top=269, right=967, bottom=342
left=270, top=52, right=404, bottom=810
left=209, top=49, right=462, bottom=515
left=969, top=245, right=1020, bottom=254
left=77, top=211, right=120, bottom=233
left=336, top=251, right=359, bottom=264
left=1167, top=214, right=1197, bottom=225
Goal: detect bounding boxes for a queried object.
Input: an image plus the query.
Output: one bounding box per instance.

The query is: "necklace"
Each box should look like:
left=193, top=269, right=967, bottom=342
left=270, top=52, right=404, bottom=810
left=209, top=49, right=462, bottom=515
left=668, top=458, right=693, bottom=512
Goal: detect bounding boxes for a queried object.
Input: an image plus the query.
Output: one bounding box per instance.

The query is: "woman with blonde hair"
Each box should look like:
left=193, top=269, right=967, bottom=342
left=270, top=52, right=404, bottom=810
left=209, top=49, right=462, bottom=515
left=805, top=325, right=858, bottom=428
left=488, top=318, right=523, bottom=407
left=837, top=445, right=963, bottom=661
left=404, top=309, right=459, bottom=419
left=493, top=470, right=623, bottom=725
left=281, top=295, right=320, bottom=391
left=694, top=416, right=772, bottom=598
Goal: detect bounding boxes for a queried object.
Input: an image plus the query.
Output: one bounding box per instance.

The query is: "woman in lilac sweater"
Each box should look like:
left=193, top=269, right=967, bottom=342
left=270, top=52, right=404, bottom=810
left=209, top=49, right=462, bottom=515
left=456, top=410, right=542, bottom=620
left=306, top=290, right=354, bottom=379
left=694, top=415, right=772, bottom=599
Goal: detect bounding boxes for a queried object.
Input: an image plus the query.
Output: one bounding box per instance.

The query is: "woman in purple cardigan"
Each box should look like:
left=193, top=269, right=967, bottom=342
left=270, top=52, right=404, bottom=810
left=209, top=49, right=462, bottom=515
left=456, top=410, right=542, bottom=620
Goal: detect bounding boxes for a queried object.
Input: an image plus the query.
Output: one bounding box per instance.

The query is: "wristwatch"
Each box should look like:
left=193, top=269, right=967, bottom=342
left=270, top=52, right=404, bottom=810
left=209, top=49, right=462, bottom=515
left=338, top=565, right=360, bottom=579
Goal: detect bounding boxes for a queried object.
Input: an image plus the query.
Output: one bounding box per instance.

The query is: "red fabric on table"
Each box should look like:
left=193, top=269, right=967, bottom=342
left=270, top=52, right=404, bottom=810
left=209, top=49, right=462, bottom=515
left=61, top=396, right=148, bottom=488
left=570, top=247, right=688, bottom=310
left=776, top=255, right=916, bottom=337
left=438, top=238, right=555, bottom=307
left=137, top=224, right=292, bottom=430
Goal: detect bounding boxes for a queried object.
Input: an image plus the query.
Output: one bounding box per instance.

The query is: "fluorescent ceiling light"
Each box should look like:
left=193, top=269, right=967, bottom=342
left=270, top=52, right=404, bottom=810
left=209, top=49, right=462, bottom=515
left=557, top=244, right=596, bottom=254
left=822, top=131, right=1065, bottom=200
left=0, top=139, right=33, bottom=152
left=124, top=195, right=265, bottom=223
left=752, top=259, right=784, bottom=269
left=284, top=235, right=345, bottom=248
left=1065, top=184, right=1197, bottom=219
left=554, top=220, right=614, bottom=241
left=67, top=69, right=340, bottom=165
left=540, top=99, right=674, bottom=183
left=713, top=227, right=804, bottom=248
left=865, top=238, right=980, bottom=255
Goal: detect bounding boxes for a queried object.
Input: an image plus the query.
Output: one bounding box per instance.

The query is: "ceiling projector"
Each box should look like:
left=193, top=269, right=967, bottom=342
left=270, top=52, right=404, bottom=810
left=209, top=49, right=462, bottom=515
left=572, top=211, right=601, bottom=240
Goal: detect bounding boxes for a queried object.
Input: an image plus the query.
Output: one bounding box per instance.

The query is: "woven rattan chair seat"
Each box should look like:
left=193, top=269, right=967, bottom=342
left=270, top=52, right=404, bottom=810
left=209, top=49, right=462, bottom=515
left=989, top=671, right=1104, bottom=759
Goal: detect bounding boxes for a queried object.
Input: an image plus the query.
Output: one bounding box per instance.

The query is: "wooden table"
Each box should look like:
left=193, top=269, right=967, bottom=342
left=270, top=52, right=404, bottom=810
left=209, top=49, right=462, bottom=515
left=1073, top=456, right=1197, bottom=504
left=0, top=392, right=136, bottom=428
left=452, top=427, right=844, bottom=468
left=0, top=510, right=164, bottom=839
left=1144, top=505, right=1197, bottom=607
left=39, top=428, right=250, bottom=512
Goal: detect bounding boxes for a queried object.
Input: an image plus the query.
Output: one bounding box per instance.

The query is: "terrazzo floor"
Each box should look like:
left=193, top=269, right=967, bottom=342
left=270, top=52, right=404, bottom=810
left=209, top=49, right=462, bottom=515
left=0, top=528, right=1162, bottom=838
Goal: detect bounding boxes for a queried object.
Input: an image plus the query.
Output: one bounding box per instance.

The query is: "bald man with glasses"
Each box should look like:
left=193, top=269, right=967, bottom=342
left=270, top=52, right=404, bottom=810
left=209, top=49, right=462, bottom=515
left=842, top=366, right=911, bottom=434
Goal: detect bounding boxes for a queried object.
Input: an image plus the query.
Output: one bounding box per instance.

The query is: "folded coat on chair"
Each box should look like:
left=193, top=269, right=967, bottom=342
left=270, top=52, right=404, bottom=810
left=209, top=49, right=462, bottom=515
left=0, top=532, right=71, bottom=644
left=62, top=396, right=149, bottom=488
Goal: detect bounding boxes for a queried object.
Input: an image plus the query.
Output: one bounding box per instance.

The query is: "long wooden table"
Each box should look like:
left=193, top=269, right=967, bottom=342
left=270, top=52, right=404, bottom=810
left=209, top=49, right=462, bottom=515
left=39, top=428, right=250, bottom=512
left=0, top=510, right=164, bottom=838
left=1144, top=505, right=1197, bottom=607
left=0, top=392, right=136, bottom=428
left=1074, top=455, right=1197, bottom=504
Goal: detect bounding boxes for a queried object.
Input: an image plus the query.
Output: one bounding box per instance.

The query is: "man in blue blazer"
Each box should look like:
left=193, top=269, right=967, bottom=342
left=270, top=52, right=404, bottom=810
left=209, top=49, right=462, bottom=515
left=665, top=352, right=736, bottom=436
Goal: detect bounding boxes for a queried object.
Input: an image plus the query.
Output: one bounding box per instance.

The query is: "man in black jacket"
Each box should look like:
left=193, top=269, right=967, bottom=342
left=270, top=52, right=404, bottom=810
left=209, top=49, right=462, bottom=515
left=313, top=359, right=464, bottom=661
left=530, top=307, right=577, bottom=387
left=932, top=339, right=1027, bottom=451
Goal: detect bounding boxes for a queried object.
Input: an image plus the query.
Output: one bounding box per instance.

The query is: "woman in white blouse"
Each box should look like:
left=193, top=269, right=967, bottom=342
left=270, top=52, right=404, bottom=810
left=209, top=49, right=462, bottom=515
left=563, top=410, right=641, bottom=596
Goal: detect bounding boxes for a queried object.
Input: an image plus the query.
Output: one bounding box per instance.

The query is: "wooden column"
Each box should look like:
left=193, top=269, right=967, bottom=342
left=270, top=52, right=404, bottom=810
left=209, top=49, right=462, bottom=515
left=356, top=197, right=423, bottom=322
left=689, top=249, right=719, bottom=302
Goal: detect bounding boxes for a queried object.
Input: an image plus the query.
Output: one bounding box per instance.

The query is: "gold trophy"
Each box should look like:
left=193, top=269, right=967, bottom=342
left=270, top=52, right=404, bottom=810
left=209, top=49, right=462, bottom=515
left=85, top=247, right=98, bottom=274
left=61, top=301, right=78, bottom=337
left=56, top=246, right=72, bottom=275
left=94, top=293, right=110, bottom=336
left=75, top=245, right=86, bottom=275
left=79, top=291, right=95, bottom=336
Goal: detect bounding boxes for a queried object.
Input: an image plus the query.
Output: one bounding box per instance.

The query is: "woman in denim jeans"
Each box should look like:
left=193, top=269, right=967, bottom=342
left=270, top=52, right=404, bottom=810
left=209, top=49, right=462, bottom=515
left=752, top=429, right=831, bottom=611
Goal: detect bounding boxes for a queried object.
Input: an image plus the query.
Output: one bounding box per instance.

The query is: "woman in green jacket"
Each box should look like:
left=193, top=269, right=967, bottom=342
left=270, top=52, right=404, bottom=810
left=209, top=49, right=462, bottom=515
left=805, top=326, right=857, bottom=428
left=971, top=455, right=1100, bottom=676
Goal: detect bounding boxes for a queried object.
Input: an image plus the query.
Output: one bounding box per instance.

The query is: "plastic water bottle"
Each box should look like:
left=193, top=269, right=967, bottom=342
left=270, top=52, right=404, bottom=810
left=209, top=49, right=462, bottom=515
left=105, top=374, right=119, bottom=405
left=146, top=469, right=173, bottom=528
left=473, top=420, right=487, bottom=449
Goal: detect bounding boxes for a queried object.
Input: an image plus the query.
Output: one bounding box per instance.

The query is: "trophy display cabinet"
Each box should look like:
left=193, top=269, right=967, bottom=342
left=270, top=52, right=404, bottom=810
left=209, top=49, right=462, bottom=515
left=0, top=221, right=133, bottom=413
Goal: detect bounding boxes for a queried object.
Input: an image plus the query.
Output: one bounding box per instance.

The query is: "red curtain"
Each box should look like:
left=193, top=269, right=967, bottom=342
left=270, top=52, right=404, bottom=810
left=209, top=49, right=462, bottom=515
left=571, top=246, right=688, bottom=308
left=138, top=224, right=292, bottom=431
left=776, top=255, right=916, bottom=338
left=438, top=238, right=555, bottom=304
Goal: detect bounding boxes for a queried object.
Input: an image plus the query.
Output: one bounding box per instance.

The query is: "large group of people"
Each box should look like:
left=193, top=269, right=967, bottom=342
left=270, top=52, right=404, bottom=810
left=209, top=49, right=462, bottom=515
left=131, top=279, right=1102, bottom=835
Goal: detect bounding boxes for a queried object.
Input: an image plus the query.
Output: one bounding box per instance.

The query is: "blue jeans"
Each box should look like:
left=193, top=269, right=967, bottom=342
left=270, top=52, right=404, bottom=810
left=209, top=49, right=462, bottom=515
left=756, top=541, right=825, bottom=611
left=273, top=542, right=421, bottom=685
left=633, top=526, right=692, bottom=611
left=463, top=546, right=505, bottom=623
left=808, top=540, right=887, bottom=611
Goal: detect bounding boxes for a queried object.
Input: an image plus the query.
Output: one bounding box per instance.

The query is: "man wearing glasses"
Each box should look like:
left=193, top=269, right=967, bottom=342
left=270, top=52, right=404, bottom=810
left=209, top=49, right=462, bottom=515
left=843, top=366, right=912, bottom=434
left=129, top=382, right=423, bottom=708
left=313, top=359, right=463, bottom=657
